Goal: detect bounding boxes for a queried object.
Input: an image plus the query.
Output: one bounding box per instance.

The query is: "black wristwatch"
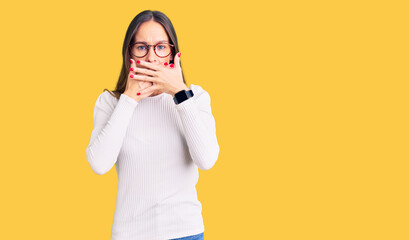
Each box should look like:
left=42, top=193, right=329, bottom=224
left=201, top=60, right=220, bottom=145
left=173, top=89, right=194, bottom=105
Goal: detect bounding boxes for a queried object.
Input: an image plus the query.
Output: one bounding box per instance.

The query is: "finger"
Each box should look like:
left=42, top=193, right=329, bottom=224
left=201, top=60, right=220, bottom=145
left=138, top=80, right=153, bottom=89
left=132, top=66, right=157, bottom=77
left=130, top=59, right=148, bottom=75
left=136, top=59, right=160, bottom=71
left=163, top=61, right=174, bottom=69
left=138, top=84, right=157, bottom=96
left=174, top=52, right=181, bottom=69
left=130, top=73, right=158, bottom=83
left=130, top=59, right=138, bottom=76
left=140, top=82, right=154, bottom=91
left=131, top=74, right=152, bottom=81
left=130, top=58, right=137, bottom=69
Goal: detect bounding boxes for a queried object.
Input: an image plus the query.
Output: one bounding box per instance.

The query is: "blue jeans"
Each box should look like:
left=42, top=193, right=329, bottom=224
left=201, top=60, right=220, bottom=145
left=169, top=232, right=204, bottom=240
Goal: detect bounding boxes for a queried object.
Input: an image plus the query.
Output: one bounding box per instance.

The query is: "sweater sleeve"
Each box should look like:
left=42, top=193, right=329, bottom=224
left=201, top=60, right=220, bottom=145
left=175, top=85, right=220, bottom=170
left=86, top=92, right=138, bottom=175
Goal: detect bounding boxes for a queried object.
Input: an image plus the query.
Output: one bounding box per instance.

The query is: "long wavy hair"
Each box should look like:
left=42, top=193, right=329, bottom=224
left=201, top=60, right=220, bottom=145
left=104, top=10, right=186, bottom=99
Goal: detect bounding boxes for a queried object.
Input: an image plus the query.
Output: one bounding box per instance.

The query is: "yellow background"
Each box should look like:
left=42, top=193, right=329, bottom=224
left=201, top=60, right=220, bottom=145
left=1, top=0, right=408, bottom=239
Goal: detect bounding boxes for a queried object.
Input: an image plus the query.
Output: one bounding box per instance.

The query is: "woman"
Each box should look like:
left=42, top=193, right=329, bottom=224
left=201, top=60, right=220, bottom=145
left=85, top=10, right=220, bottom=240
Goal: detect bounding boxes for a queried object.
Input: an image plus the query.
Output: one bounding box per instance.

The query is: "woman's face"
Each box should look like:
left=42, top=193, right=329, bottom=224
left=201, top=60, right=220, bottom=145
left=132, top=20, right=173, bottom=66
left=131, top=20, right=173, bottom=96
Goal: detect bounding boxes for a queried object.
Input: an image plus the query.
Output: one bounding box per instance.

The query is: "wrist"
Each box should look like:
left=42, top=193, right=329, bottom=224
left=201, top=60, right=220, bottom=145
left=172, top=86, right=189, bottom=97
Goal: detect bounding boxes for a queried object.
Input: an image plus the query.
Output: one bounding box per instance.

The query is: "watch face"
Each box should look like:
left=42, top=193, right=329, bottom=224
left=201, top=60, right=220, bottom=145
left=173, top=89, right=194, bottom=104
left=174, top=90, right=189, bottom=104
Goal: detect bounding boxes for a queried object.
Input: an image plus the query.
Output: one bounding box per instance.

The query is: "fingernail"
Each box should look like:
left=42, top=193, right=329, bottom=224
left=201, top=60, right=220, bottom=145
left=130, top=74, right=134, bottom=78
left=130, top=67, right=134, bottom=71
left=164, top=62, right=168, bottom=66
left=169, top=64, right=174, bottom=68
left=130, top=59, right=133, bottom=63
left=137, top=93, right=141, bottom=95
left=178, top=52, right=181, bottom=58
left=136, top=60, right=140, bottom=64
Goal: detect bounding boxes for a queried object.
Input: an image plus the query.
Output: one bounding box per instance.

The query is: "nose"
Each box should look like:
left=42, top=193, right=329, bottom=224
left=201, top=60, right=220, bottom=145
left=145, top=45, right=158, bottom=63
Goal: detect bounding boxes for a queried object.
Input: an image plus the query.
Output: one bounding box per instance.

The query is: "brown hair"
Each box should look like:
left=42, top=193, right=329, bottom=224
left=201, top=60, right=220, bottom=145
left=104, top=10, right=186, bottom=99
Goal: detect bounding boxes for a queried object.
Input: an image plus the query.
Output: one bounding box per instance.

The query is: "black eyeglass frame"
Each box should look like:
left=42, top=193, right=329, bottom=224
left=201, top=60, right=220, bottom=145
left=128, top=42, right=175, bottom=58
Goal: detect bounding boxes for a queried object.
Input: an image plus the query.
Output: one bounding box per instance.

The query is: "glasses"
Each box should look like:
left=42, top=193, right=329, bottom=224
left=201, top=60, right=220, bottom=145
left=129, top=42, right=175, bottom=58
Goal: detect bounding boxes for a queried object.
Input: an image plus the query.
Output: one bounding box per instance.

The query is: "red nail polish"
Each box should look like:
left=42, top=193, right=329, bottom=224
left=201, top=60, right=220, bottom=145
left=178, top=52, right=181, bottom=58
left=164, top=62, right=168, bottom=66
left=130, top=74, right=134, bottom=78
left=130, top=59, right=133, bottom=63
left=137, top=93, right=141, bottom=95
left=130, top=67, right=134, bottom=71
left=136, top=60, right=140, bottom=64
left=169, top=64, right=174, bottom=68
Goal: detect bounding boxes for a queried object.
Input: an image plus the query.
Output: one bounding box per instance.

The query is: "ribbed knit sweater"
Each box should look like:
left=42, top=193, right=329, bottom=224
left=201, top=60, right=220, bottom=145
left=85, top=83, right=220, bottom=240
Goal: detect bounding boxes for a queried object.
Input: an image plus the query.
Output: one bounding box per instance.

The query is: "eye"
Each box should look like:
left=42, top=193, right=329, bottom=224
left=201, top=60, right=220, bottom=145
left=137, top=46, right=147, bottom=50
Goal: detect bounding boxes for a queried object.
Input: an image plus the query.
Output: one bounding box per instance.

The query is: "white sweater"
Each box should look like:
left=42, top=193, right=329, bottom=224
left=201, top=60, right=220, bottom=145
left=86, top=83, right=220, bottom=240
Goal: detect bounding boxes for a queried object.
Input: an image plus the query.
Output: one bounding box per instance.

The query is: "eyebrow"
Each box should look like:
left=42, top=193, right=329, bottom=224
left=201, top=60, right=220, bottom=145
left=134, top=40, right=169, bottom=44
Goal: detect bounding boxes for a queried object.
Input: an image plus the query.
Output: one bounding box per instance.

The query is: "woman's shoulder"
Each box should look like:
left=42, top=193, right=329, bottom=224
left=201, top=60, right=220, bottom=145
left=101, top=90, right=119, bottom=100
left=189, top=83, right=207, bottom=95
left=189, top=83, right=212, bottom=104
left=95, top=90, right=119, bottom=111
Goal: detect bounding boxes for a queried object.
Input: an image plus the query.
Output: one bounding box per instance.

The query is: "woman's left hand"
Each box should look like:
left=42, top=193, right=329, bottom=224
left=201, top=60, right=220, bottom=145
left=131, top=52, right=189, bottom=97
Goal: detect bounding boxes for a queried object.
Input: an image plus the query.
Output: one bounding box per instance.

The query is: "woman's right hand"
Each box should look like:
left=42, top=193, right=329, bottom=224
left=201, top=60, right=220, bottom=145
left=124, top=59, right=154, bottom=102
